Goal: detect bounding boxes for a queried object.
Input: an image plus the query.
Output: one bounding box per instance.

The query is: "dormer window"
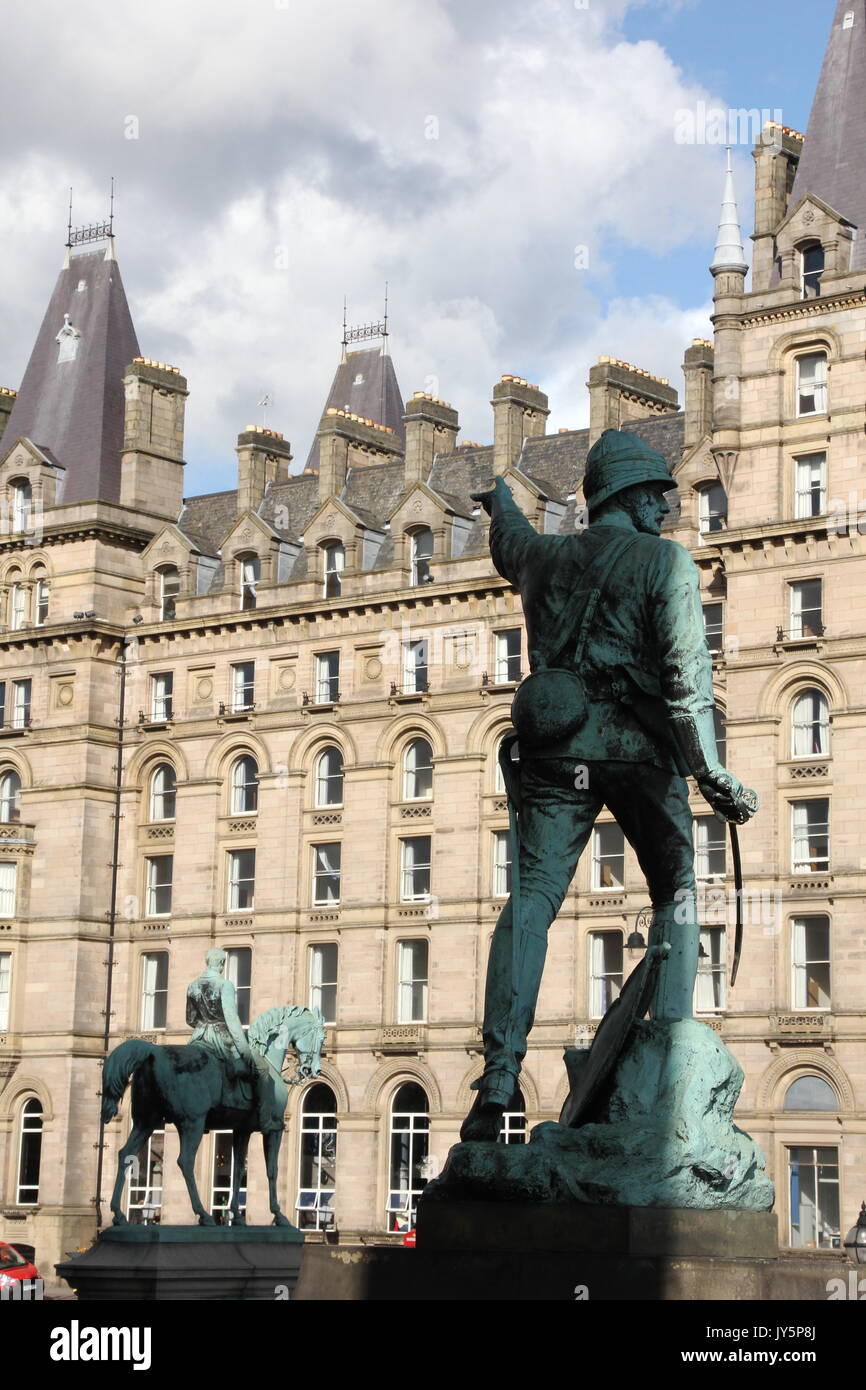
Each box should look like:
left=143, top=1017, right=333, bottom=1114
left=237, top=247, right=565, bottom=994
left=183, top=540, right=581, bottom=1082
left=157, top=565, right=180, bottom=621
left=10, top=480, right=31, bottom=534
left=800, top=243, right=824, bottom=300
left=322, top=541, right=345, bottom=599
left=410, top=528, right=433, bottom=586
left=239, top=554, right=260, bottom=610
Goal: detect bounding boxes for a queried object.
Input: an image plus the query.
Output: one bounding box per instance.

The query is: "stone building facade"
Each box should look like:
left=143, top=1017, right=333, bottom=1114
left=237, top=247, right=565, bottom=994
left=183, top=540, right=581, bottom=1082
left=1, top=0, right=865, bottom=1279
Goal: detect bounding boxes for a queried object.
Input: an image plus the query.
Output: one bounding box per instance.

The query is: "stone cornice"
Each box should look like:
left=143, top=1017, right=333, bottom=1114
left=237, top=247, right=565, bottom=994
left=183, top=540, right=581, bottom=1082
left=740, top=289, right=866, bottom=327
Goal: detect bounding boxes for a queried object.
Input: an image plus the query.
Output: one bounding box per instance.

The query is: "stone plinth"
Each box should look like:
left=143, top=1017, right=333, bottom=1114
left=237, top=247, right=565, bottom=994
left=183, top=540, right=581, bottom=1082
left=55, top=1225, right=304, bottom=1301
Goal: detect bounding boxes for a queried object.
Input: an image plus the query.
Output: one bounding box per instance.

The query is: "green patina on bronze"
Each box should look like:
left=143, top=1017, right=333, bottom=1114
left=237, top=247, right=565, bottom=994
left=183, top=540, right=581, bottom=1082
left=101, top=948, right=325, bottom=1228
left=437, top=428, right=771, bottom=1211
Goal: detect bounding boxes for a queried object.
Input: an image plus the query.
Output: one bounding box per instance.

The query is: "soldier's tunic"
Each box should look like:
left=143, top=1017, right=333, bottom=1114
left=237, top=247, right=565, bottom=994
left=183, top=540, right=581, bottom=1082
left=480, top=478, right=717, bottom=1087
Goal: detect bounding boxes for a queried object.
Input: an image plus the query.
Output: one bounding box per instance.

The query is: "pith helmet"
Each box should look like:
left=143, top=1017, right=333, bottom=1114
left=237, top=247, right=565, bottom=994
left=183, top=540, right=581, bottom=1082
left=582, top=428, right=673, bottom=510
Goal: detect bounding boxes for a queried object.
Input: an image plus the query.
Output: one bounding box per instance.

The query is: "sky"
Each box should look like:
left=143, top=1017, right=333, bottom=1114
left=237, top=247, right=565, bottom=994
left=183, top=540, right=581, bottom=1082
left=0, top=0, right=831, bottom=496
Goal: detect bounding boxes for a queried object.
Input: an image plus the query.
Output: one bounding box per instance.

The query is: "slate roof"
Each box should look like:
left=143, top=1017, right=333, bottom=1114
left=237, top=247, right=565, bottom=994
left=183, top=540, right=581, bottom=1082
left=789, top=0, right=866, bottom=268
left=1, top=245, right=140, bottom=503
left=303, top=345, right=405, bottom=471
left=175, top=410, right=686, bottom=578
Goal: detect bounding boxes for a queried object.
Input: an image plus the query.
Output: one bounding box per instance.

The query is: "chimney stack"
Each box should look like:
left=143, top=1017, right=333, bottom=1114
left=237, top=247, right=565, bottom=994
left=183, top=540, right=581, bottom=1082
left=587, top=358, right=679, bottom=447
left=682, top=339, right=714, bottom=449
left=313, top=408, right=403, bottom=501
left=236, top=426, right=292, bottom=515
left=403, top=392, right=459, bottom=485
left=0, top=387, right=16, bottom=446
left=491, top=375, right=549, bottom=474
left=120, top=357, right=188, bottom=522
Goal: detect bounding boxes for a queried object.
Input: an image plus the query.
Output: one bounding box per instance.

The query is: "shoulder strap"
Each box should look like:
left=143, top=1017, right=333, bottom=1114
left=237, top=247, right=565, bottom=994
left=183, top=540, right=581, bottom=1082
left=545, top=532, right=641, bottom=670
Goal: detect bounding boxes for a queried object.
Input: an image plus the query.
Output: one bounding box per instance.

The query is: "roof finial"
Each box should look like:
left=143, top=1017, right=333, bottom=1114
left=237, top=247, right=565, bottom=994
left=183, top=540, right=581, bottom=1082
left=341, top=295, right=348, bottom=364
left=710, top=147, right=748, bottom=276
left=381, top=281, right=390, bottom=358
left=109, top=175, right=115, bottom=237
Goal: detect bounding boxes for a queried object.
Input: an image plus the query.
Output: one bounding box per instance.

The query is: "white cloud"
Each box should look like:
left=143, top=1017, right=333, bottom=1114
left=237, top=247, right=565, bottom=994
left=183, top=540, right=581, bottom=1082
left=0, top=0, right=738, bottom=490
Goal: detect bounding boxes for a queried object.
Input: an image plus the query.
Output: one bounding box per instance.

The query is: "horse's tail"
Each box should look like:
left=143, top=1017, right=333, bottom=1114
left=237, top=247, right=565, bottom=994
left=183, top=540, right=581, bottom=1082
left=101, top=1040, right=156, bottom=1122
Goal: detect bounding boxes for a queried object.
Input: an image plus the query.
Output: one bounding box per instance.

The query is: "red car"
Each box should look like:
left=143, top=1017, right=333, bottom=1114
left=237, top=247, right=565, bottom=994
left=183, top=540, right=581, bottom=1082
left=0, top=1243, right=41, bottom=1297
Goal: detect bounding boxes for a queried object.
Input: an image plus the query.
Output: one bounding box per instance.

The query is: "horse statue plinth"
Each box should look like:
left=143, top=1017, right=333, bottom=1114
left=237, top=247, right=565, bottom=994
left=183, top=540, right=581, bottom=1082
left=102, top=1005, right=325, bottom=1228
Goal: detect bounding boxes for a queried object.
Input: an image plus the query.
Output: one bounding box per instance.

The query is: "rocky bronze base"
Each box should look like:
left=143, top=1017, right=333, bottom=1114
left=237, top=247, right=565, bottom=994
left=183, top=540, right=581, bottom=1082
left=55, top=1224, right=304, bottom=1301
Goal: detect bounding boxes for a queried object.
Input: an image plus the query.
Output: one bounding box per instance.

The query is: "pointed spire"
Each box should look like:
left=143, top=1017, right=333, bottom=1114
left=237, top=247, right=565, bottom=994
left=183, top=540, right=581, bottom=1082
left=789, top=0, right=866, bottom=266
left=710, top=149, right=748, bottom=275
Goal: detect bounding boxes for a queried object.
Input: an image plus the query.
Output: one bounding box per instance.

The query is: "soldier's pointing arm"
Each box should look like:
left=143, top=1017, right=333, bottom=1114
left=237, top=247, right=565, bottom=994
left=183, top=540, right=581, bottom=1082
left=472, top=476, right=545, bottom=586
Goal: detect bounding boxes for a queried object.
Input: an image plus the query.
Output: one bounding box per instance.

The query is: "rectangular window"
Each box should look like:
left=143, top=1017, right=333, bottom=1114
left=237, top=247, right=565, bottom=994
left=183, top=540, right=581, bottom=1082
left=400, top=836, right=431, bottom=901
left=150, top=672, right=173, bottom=721
left=694, top=816, right=726, bottom=879
left=126, top=1128, right=164, bottom=1225
left=694, top=928, right=726, bottom=1012
left=11, top=679, right=31, bottom=729
left=698, top=484, right=727, bottom=536
left=796, top=353, right=828, bottom=416
left=794, top=453, right=827, bottom=519
left=230, top=662, right=255, bottom=712
left=0, top=862, right=16, bottom=918
left=589, top=932, right=623, bottom=1018
left=140, top=952, right=168, bottom=1030
left=492, top=830, right=512, bottom=897
left=494, top=629, right=522, bottom=684
left=35, top=581, right=49, bottom=627
left=403, top=639, right=429, bottom=694
left=0, top=951, right=11, bottom=1031
left=0, top=682, right=6, bottom=729
left=791, top=800, right=830, bottom=874
left=315, top=652, right=340, bottom=704
left=309, top=943, right=338, bottom=1024
left=790, top=580, right=823, bottom=639
left=792, top=916, right=831, bottom=1010
left=210, top=1129, right=247, bottom=1220
left=591, top=824, right=625, bottom=891
left=145, top=856, right=173, bottom=917
left=397, top=939, right=428, bottom=1023
left=312, top=843, right=341, bottom=905
left=10, top=586, right=26, bottom=630
left=225, top=946, right=252, bottom=1025
left=702, top=602, right=724, bottom=655
left=787, top=1146, right=839, bottom=1250
left=227, top=849, right=256, bottom=912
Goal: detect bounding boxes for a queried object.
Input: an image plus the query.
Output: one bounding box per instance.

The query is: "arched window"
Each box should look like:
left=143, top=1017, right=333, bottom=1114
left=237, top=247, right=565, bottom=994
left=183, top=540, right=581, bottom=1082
left=16, top=1098, right=43, bottom=1204
left=297, top=1083, right=337, bottom=1231
left=387, top=1083, right=429, bottom=1231
left=239, top=554, right=260, bottom=610
left=322, top=542, right=345, bottom=599
left=791, top=689, right=830, bottom=759
left=7, top=570, right=26, bottom=631
left=697, top=483, right=727, bottom=537
left=410, top=528, right=433, bottom=586
left=796, top=352, right=828, bottom=417
left=31, top=566, right=49, bottom=626
left=149, top=764, right=176, bottom=822
left=402, top=738, right=433, bottom=800
left=0, top=769, right=21, bottom=823
left=783, top=1075, right=837, bottom=1111
left=10, top=480, right=31, bottom=534
left=315, top=747, right=344, bottom=807
left=800, top=242, right=824, bottom=299
left=157, top=566, right=180, bottom=622
left=230, top=755, right=258, bottom=815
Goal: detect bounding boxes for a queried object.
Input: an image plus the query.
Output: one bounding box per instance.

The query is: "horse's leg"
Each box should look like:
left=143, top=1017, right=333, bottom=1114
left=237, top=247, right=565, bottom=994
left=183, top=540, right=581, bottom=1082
left=262, top=1129, right=290, bottom=1227
left=230, top=1131, right=250, bottom=1226
left=176, top=1118, right=215, bottom=1226
left=110, top=1120, right=154, bottom=1226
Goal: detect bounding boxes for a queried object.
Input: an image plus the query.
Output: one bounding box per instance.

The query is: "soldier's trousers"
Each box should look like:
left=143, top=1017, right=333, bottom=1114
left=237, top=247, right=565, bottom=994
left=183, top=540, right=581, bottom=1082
left=481, top=756, right=698, bottom=1090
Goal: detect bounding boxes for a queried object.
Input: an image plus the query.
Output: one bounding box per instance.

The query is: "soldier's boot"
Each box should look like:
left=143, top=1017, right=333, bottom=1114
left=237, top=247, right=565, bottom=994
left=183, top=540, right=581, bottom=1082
left=647, top=898, right=698, bottom=1021
left=460, top=1071, right=520, bottom=1143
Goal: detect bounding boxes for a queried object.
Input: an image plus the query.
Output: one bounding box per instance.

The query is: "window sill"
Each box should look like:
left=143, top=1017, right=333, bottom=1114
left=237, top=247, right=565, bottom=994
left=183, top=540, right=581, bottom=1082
left=389, top=691, right=428, bottom=705
left=0, top=727, right=31, bottom=739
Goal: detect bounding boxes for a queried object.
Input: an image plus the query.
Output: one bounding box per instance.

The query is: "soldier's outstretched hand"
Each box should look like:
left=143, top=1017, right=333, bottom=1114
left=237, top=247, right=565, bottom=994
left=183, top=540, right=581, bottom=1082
left=697, top=767, right=759, bottom=824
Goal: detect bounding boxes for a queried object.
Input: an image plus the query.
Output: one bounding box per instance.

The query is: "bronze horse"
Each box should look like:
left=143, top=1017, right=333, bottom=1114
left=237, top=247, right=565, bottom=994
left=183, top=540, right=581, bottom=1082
left=101, top=1005, right=325, bottom=1226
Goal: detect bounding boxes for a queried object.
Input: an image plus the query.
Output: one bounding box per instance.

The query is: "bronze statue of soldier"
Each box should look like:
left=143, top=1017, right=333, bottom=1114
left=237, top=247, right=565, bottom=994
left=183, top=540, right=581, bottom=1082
left=461, top=428, right=758, bottom=1142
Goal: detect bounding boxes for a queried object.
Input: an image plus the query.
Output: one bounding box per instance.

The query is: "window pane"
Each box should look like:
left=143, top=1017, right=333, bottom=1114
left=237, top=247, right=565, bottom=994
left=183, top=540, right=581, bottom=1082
left=398, top=939, right=428, bottom=1022
left=225, top=946, right=252, bottom=1025
left=313, top=843, right=341, bottom=904
left=791, top=800, right=829, bottom=873
left=126, top=1128, right=165, bottom=1224
left=146, top=857, right=173, bottom=916
left=309, top=943, right=338, bottom=1023
left=228, top=849, right=256, bottom=911
left=315, top=747, right=344, bottom=807
left=411, top=530, right=433, bottom=585
left=401, top=836, right=431, bottom=900
left=0, top=861, right=16, bottom=917
left=792, top=916, right=831, bottom=1009
left=141, top=952, right=168, bottom=1029
left=790, top=581, right=823, bottom=639
left=231, top=662, right=255, bottom=711
left=297, top=1083, right=338, bottom=1230
left=589, top=932, right=623, bottom=1017
left=0, top=951, right=11, bottom=1031
left=788, top=1144, right=839, bottom=1249
left=403, top=739, right=433, bottom=800
left=592, top=824, right=625, bottom=890
left=388, top=1084, right=429, bottom=1230
left=694, top=928, right=726, bottom=1011
left=231, top=756, right=258, bottom=815
left=702, top=603, right=724, bottom=654
left=791, top=690, right=829, bottom=758
left=494, top=629, right=522, bottom=683
left=796, top=354, right=827, bottom=416
left=315, top=652, right=340, bottom=703
left=694, top=816, right=726, bottom=878
left=17, top=1100, right=43, bottom=1203
left=493, top=830, right=512, bottom=896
